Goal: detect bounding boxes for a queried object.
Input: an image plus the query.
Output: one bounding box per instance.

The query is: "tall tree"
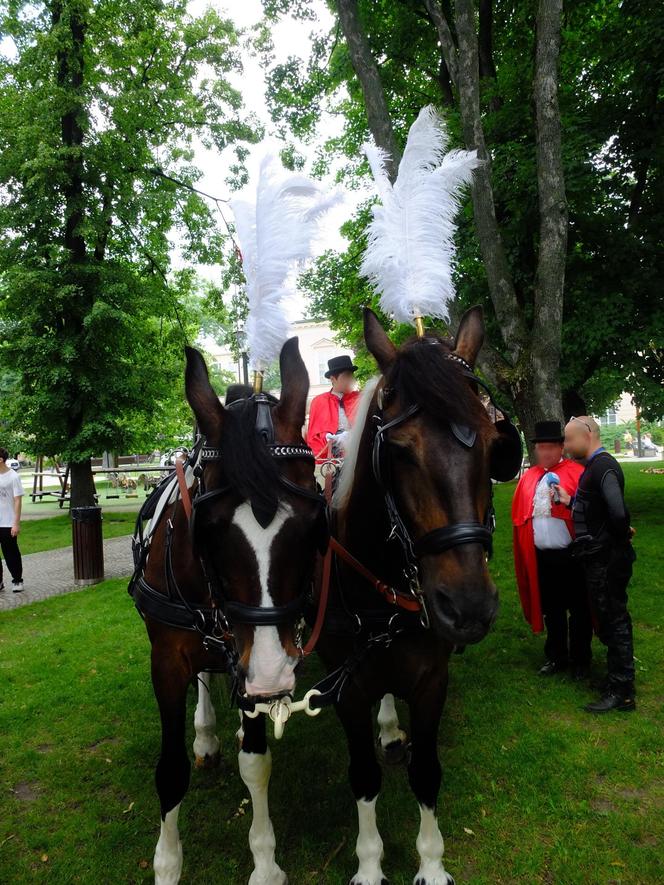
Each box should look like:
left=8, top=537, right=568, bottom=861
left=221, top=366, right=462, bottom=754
left=0, top=0, right=255, bottom=505
left=261, top=0, right=664, bottom=429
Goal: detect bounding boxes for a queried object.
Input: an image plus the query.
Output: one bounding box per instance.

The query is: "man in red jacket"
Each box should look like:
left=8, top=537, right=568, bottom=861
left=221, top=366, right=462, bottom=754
left=307, top=355, right=360, bottom=460
left=512, top=421, right=592, bottom=679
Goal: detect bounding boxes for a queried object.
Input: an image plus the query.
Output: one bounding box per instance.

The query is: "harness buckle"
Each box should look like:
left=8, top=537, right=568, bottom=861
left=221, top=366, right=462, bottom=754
left=193, top=609, right=208, bottom=634
left=405, top=566, right=430, bottom=630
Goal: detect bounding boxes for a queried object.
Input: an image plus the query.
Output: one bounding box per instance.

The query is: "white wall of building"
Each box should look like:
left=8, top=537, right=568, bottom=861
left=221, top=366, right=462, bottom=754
left=202, top=319, right=355, bottom=409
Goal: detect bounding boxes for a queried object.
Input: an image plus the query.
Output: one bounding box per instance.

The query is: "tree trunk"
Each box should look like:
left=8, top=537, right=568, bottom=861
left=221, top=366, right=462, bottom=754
left=336, top=0, right=401, bottom=181
left=69, top=459, right=96, bottom=509
left=54, top=0, right=96, bottom=507
left=531, top=0, right=566, bottom=425
left=455, top=0, right=526, bottom=364
left=423, top=0, right=458, bottom=89
left=478, top=0, right=497, bottom=80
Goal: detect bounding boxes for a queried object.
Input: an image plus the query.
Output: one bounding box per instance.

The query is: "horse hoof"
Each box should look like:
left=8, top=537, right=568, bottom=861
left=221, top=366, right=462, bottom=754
left=414, top=876, right=455, bottom=885
left=194, top=750, right=221, bottom=769
left=249, top=869, right=287, bottom=885
left=379, top=738, right=409, bottom=766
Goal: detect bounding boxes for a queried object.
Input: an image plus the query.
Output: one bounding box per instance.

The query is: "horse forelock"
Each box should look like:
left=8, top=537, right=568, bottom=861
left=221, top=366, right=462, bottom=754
left=390, top=334, right=489, bottom=432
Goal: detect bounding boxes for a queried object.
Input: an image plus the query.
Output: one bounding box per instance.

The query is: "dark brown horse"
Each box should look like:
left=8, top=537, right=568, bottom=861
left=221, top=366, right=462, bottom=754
left=316, top=306, right=521, bottom=885
left=130, top=338, right=324, bottom=884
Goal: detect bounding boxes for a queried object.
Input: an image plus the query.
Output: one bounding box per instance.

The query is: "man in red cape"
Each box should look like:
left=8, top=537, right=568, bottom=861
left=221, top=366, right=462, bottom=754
left=512, top=420, right=592, bottom=678
left=307, top=355, right=360, bottom=461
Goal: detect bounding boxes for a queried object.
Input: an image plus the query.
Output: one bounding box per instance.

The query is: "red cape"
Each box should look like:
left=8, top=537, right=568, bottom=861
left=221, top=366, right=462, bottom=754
left=511, top=459, right=584, bottom=633
left=306, top=390, right=361, bottom=460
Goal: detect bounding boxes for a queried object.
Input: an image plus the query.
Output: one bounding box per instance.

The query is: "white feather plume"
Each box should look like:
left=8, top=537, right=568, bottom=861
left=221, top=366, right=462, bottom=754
left=230, top=154, right=341, bottom=371
left=360, top=105, right=480, bottom=326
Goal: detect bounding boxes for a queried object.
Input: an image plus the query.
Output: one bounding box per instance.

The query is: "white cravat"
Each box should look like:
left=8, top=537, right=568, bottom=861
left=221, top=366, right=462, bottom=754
left=532, top=471, right=572, bottom=550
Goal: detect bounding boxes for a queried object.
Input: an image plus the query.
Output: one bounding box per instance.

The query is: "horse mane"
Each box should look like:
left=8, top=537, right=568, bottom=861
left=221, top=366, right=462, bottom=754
left=333, top=334, right=490, bottom=511
left=333, top=377, right=379, bottom=510
left=388, top=333, right=489, bottom=431
left=217, top=395, right=282, bottom=518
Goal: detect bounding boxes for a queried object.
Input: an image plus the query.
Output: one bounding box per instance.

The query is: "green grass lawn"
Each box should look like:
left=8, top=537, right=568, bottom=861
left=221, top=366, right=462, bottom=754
left=19, top=479, right=149, bottom=520
left=0, top=463, right=662, bottom=884
left=16, top=512, right=137, bottom=556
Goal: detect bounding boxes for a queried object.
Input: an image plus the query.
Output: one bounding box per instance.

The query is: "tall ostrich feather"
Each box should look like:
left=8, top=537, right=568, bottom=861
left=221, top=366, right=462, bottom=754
left=360, top=105, right=480, bottom=326
left=230, top=154, right=340, bottom=371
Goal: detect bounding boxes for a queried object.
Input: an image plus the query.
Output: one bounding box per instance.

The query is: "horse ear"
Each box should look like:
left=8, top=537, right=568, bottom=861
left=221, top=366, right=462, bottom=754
left=453, top=305, right=485, bottom=368
left=274, top=337, right=309, bottom=433
left=184, top=347, right=224, bottom=440
left=364, top=308, right=396, bottom=373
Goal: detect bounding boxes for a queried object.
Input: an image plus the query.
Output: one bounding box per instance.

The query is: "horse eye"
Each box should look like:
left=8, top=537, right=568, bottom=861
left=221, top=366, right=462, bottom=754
left=388, top=440, right=416, bottom=463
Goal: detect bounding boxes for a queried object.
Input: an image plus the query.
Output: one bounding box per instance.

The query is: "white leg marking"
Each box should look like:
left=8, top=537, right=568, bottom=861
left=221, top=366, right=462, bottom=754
left=352, top=797, right=386, bottom=885
left=232, top=502, right=298, bottom=697
left=193, top=671, right=220, bottom=764
left=414, top=805, right=451, bottom=885
left=377, top=694, right=406, bottom=750
left=238, top=748, right=287, bottom=885
left=154, top=804, right=183, bottom=885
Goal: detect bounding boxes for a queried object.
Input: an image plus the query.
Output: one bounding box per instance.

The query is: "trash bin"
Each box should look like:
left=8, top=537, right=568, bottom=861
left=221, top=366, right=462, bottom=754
left=71, top=506, right=104, bottom=585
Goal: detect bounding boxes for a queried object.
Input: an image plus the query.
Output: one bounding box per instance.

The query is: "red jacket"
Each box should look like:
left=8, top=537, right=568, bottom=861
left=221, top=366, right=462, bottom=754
left=307, top=390, right=360, bottom=460
left=511, top=459, right=584, bottom=633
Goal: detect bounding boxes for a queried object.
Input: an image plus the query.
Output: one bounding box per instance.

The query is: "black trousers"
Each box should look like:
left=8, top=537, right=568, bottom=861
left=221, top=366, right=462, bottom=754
left=536, top=546, right=592, bottom=667
left=581, top=543, right=636, bottom=691
left=0, top=526, right=23, bottom=583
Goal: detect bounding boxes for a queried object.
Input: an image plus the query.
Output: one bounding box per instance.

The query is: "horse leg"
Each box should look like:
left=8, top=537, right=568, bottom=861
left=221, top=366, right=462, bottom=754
left=152, top=660, right=191, bottom=885
left=193, top=671, right=221, bottom=768
left=238, top=712, right=287, bottom=885
left=338, top=702, right=387, bottom=885
left=408, top=689, right=454, bottom=885
left=376, top=693, right=408, bottom=765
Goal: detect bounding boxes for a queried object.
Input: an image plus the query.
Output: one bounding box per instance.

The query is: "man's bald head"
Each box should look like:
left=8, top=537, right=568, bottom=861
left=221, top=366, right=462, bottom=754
left=564, top=415, right=601, bottom=460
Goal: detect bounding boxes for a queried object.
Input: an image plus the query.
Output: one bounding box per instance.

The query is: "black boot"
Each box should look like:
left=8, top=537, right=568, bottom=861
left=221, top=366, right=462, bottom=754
left=584, top=687, right=636, bottom=714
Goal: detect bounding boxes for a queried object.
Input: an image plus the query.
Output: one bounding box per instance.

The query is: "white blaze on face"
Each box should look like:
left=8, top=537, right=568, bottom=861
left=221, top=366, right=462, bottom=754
left=232, top=501, right=298, bottom=697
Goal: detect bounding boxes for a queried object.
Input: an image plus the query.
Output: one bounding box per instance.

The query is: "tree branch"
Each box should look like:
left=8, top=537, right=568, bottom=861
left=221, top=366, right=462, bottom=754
left=422, top=0, right=458, bottom=89
left=335, top=0, right=401, bottom=181
left=455, top=0, right=526, bottom=364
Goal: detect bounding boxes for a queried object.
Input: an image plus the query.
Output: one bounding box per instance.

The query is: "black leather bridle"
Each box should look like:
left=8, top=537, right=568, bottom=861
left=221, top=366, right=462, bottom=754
left=370, top=354, right=497, bottom=628
left=130, top=392, right=325, bottom=650
left=187, top=393, right=325, bottom=629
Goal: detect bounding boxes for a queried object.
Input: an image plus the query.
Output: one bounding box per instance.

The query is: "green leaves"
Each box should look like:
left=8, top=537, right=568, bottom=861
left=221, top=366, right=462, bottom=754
left=0, top=0, right=253, bottom=476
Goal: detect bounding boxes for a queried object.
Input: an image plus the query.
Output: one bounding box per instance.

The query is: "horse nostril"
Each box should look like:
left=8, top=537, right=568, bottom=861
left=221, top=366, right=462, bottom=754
left=436, top=592, right=463, bottom=629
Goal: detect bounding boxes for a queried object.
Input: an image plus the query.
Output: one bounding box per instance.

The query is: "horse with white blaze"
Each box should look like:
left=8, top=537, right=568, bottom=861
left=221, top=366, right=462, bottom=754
left=128, top=153, right=337, bottom=884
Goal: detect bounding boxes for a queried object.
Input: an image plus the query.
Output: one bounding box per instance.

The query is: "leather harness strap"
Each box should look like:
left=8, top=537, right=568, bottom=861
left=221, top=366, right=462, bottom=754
left=301, top=544, right=333, bottom=656
left=175, top=457, right=192, bottom=521
left=328, top=536, right=422, bottom=613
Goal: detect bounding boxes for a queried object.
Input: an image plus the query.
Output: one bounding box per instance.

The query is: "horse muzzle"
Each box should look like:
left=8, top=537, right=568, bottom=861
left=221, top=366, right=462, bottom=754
left=427, top=584, right=499, bottom=645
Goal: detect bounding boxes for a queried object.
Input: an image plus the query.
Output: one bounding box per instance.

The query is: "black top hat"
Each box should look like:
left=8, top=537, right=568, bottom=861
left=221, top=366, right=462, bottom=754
left=531, top=420, right=564, bottom=443
left=224, top=383, right=254, bottom=406
left=325, top=355, right=358, bottom=379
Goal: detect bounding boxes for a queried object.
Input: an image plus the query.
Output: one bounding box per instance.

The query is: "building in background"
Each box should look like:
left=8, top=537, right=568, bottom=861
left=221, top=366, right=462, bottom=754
left=594, top=393, right=637, bottom=429
left=203, top=318, right=356, bottom=410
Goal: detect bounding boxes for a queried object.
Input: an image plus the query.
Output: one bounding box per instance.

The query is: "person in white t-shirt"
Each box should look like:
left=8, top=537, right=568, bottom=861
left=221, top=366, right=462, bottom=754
left=0, top=446, right=24, bottom=592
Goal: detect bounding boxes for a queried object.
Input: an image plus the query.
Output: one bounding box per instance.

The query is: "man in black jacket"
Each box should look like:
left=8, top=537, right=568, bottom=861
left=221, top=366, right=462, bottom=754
left=555, top=417, right=636, bottom=713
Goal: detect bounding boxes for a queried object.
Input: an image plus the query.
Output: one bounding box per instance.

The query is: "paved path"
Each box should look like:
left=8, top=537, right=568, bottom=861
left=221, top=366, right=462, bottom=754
left=0, top=535, right=134, bottom=611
